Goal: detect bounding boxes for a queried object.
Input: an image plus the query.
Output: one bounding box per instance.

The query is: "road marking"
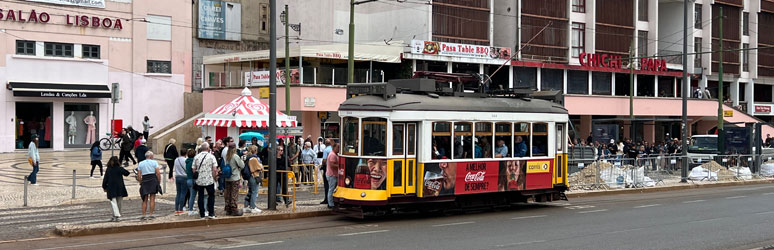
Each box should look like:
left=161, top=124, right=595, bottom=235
left=763, top=192, right=774, bottom=196
left=731, top=186, right=773, bottom=191
left=682, top=199, right=706, bottom=204
left=755, top=211, right=774, bottom=215
left=432, top=221, right=475, bottom=227
left=219, top=241, right=283, bottom=249
left=495, top=240, right=546, bottom=247
left=565, top=205, right=595, bottom=210
left=725, top=196, right=748, bottom=199
left=603, top=227, right=645, bottom=235
left=511, top=215, right=547, bottom=220
left=578, top=209, right=608, bottom=214
left=633, top=204, right=661, bottom=209
left=337, top=230, right=389, bottom=236
left=688, top=218, right=724, bottom=224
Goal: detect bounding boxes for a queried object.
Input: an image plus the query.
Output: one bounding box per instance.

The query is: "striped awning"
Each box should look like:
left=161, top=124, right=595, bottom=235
left=194, top=87, right=297, bottom=128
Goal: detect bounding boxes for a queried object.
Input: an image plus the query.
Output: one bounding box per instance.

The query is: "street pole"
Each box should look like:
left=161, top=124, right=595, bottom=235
left=629, top=40, right=635, bottom=142
left=285, top=5, right=291, bottom=114
left=348, top=0, right=355, bottom=84
left=268, top=0, right=278, bottom=210
left=718, top=7, right=725, bottom=156
left=680, top=0, right=689, bottom=182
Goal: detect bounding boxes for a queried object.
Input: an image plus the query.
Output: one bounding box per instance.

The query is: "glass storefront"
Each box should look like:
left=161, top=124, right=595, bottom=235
left=64, top=103, right=99, bottom=148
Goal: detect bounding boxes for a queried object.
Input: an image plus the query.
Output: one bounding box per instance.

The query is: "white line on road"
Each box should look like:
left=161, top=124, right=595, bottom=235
left=755, top=211, right=774, bottom=215
left=725, top=196, right=748, bottom=199
left=495, top=240, right=546, bottom=247
left=763, top=192, right=774, bottom=196
left=337, top=230, right=389, bottom=236
left=511, top=215, right=547, bottom=220
left=633, top=204, right=661, bottom=209
left=219, top=241, right=283, bottom=249
left=688, top=218, right=724, bottom=224
left=682, top=199, right=706, bottom=204
left=578, top=209, right=608, bottom=214
left=432, top=221, right=475, bottom=227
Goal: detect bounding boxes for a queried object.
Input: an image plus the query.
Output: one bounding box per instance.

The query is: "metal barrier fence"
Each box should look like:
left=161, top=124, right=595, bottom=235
left=568, top=154, right=774, bottom=191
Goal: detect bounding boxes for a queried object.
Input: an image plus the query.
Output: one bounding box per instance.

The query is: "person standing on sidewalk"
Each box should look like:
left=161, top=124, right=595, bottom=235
left=244, top=145, right=263, bottom=214
left=89, top=141, right=103, bottom=178
left=142, top=116, right=152, bottom=142
left=135, top=139, right=149, bottom=162
left=28, top=135, right=40, bottom=185
left=173, top=148, right=188, bottom=215
left=326, top=143, right=340, bottom=208
left=224, top=147, right=244, bottom=216
left=164, top=139, right=179, bottom=180
left=319, top=139, right=332, bottom=205
left=120, top=129, right=136, bottom=166
left=137, top=151, right=162, bottom=220
left=194, top=143, right=219, bottom=219
left=184, top=149, right=199, bottom=216
left=301, top=142, right=316, bottom=185
left=275, top=145, right=291, bottom=206
left=102, top=156, right=129, bottom=222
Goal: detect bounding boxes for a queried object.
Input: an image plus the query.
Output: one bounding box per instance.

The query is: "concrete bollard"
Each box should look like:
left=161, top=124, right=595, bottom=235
left=72, top=169, right=76, bottom=199
left=24, top=175, right=28, bottom=207
left=162, top=166, right=167, bottom=194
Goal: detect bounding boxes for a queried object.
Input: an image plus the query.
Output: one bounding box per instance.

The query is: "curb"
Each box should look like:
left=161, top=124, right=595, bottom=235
left=566, top=179, right=774, bottom=199
left=54, top=210, right=333, bottom=237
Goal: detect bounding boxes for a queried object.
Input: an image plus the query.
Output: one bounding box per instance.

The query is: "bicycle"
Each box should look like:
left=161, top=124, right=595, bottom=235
left=99, top=132, right=123, bottom=151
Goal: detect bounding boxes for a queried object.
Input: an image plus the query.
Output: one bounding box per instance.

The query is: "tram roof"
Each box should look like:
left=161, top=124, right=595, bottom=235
left=339, top=93, right=568, bottom=114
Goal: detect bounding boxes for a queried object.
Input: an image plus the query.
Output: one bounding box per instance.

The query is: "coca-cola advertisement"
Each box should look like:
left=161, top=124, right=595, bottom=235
left=422, top=162, right=457, bottom=197
left=498, top=160, right=526, bottom=191
left=454, top=161, right=499, bottom=195
left=342, top=158, right=387, bottom=190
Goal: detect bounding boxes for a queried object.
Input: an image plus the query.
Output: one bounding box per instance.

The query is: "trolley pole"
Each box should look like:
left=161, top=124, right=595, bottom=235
left=717, top=7, right=725, bottom=156
left=268, top=0, right=278, bottom=210
left=680, top=0, right=689, bottom=182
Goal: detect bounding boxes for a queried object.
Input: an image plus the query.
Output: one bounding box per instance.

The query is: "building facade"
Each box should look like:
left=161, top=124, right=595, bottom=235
left=1, top=0, right=192, bottom=152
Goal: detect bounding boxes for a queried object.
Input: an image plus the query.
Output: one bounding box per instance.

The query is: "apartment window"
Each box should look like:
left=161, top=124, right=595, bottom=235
left=743, top=43, right=749, bottom=72
left=571, top=23, right=585, bottom=58
left=743, top=12, right=749, bottom=36
left=82, top=44, right=100, bottom=59
left=16, top=40, right=35, bottom=55
left=638, top=31, right=648, bottom=58
left=694, top=4, right=702, bottom=29
left=147, top=60, right=171, bottom=74
left=572, top=0, right=585, bottom=13
left=694, top=37, right=702, bottom=67
left=44, top=42, right=73, bottom=57
left=260, top=4, right=269, bottom=33
left=638, top=0, right=648, bottom=21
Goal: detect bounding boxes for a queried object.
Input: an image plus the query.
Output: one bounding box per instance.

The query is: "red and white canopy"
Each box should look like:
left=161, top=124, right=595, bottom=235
left=195, top=88, right=297, bottom=128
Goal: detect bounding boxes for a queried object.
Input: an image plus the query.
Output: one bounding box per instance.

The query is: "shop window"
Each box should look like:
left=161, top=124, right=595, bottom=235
left=44, top=42, right=73, bottom=57
left=738, top=82, right=746, bottom=102
left=474, top=122, right=493, bottom=158
left=453, top=122, right=472, bottom=159
left=432, top=122, right=451, bottom=159
left=82, top=44, right=100, bottom=59
left=567, top=70, right=588, bottom=94
left=494, top=123, right=512, bottom=158
left=572, top=0, right=585, bottom=13
left=592, top=72, right=612, bottom=95
left=342, top=117, right=359, bottom=155
left=147, top=60, right=171, bottom=74
left=513, top=123, right=530, bottom=157
left=694, top=4, right=702, bottom=29
left=743, top=43, right=749, bottom=72
left=615, top=74, right=631, bottom=96
left=16, top=40, right=35, bottom=55
left=514, top=67, right=537, bottom=90
left=392, top=124, right=404, bottom=156
left=540, top=68, right=563, bottom=91
left=571, top=23, right=585, bottom=58
left=64, top=103, right=99, bottom=147
left=694, top=37, right=702, bottom=68
left=658, top=76, right=675, bottom=97
left=638, top=31, right=648, bottom=58
left=532, top=123, right=548, bottom=157
left=743, top=12, right=749, bottom=36
left=638, top=0, right=648, bottom=22
left=362, top=118, right=386, bottom=156
left=637, top=75, right=655, bottom=97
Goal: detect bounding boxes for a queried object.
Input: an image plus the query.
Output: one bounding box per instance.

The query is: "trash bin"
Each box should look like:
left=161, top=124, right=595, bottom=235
left=182, top=142, right=197, bottom=150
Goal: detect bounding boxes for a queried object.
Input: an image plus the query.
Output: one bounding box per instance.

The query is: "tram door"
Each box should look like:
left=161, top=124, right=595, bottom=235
left=389, top=123, right=417, bottom=195
left=555, top=123, right=567, bottom=185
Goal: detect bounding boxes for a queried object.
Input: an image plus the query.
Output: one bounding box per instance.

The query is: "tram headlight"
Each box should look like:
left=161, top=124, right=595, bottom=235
left=361, top=192, right=366, bottom=198
left=345, top=177, right=351, bottom=185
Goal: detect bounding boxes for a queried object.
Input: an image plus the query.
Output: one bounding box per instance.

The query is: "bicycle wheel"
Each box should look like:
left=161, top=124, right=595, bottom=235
left=99, top=138, right=112, bottom=151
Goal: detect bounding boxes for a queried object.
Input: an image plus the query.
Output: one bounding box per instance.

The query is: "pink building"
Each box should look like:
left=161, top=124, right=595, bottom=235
left=0, top=0, right=192, bottom=152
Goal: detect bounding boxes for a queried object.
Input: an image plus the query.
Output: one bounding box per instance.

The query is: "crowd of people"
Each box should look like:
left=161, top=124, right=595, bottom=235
left=572, top=136, right=685, bottom=163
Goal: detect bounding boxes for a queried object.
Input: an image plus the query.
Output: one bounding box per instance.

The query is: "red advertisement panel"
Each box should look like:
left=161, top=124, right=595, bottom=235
left=454, top=161, right=499, bottom=195
left=525, top=159, right=553, bottom=190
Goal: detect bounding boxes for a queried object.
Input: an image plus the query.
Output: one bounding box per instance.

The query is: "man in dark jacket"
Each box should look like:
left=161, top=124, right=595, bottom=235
left=163, top=139, right=179, bottom=180
left=120, top=129, right=136, bottom=165
left=136, top=139, right=149, bottom=162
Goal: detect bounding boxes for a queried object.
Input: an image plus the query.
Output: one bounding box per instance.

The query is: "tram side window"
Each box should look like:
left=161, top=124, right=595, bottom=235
left=432, top=122, right=452, bottom=159
left=532, top=123, right=549, bottom=156
left=342, top=117, right=359, bottom=155
left=362, top=118, right=387, bottom=156
left=513, top=123, right=530, bottom=157
left=454, top=122, right=473, bottom=159
left=474, top=122, right=493, bottom=158
left=495, top=123, right=512, bottom=158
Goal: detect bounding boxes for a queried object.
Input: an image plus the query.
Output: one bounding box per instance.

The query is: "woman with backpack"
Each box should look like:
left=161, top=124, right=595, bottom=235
left=102, top=156, right=129, bottom=222
left=242, top=145, right=263, bottom=214
left=89, top=141, right=103, bottom=178
left=224, top=147, right=244, bottom=216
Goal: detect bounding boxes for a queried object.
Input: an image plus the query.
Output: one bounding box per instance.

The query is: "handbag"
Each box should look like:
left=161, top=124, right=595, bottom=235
left=193, top=155, right=206, bottom=180
left=28, top=157, right=34, bottom=166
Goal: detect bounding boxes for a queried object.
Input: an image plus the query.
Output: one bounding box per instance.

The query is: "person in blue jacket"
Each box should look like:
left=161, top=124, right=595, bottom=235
left=90, top=141, right=104, bottom=178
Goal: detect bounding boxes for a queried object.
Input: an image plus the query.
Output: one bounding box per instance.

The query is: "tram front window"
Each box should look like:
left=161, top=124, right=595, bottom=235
left=432, top=122, right=451, bottom=159
left=362, top=118, right=387, bottom=156
left=342, top=117, right=359, bottom=155
left=454, top=122, right=472, bottom=159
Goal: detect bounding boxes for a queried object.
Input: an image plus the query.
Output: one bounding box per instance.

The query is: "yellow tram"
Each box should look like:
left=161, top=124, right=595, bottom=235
left=332, top=77, right=569, bottom=217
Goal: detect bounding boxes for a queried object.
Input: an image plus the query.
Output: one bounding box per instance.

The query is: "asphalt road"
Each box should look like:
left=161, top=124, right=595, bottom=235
left=5, top=184, right=774, bottom=250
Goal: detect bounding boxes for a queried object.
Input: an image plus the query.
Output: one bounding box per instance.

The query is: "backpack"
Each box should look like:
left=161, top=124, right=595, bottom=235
left=221, top=158, right=232, bottom=179
left=241, top=155, right=253, bottom=180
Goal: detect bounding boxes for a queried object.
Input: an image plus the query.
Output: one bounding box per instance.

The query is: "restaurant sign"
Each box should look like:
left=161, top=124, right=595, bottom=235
left=410, top=40, right=512, bottom=60
left=579, top=52, right=667, bottom=72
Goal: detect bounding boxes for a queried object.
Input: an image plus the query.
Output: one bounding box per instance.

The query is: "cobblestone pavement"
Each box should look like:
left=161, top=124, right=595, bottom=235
left=0, top=149, right=327, bottom=241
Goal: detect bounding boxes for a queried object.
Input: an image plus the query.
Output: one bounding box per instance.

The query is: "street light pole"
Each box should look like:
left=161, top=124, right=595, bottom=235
left=348, top=0, right=355, bottom=84
left=268, top=0, right=278, bottom=210
left=717, top=7, right=725, bottom=156
left=680, top=0, right=689, bottom=182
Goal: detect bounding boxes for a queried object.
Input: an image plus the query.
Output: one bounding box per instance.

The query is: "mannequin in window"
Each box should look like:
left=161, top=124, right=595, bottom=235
left=84, top=111, right=97, bottom=144
left=65, top=111, right=77, bottom=144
